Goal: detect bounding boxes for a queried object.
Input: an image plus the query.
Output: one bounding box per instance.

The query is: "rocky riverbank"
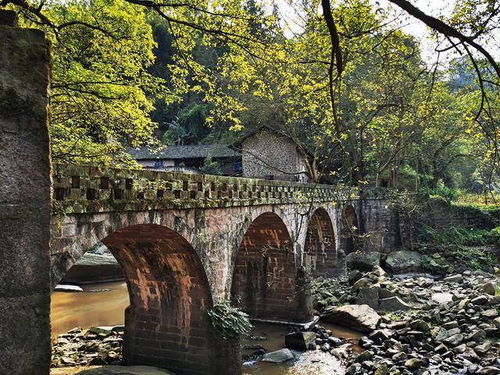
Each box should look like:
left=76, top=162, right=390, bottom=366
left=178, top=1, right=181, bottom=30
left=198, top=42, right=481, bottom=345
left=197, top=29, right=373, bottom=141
left=52, top=268, right=499, bottom=375
left=52, top=326, right=123, bottom=368
left=313, top=267, right=500, bottom=375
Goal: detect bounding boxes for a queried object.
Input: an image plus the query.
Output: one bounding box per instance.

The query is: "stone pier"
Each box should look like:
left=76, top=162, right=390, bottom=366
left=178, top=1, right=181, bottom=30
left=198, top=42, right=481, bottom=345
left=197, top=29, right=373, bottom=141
left=0, top=10, right=52, bottom=375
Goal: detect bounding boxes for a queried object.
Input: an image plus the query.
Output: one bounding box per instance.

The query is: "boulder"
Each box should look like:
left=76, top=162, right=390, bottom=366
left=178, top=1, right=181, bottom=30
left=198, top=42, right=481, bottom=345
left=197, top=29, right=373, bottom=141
left=374, top=364, right=388, bottom=375
left=285, top=331, right=316, bottom=351
left=323, top=304, right=381, bottom=333
left=405, top=358, right=425, bottom=370
left=378, top=296, right=411, bottom=312
left=471, top=295, right=489, bottom=305
left=346, top=251, right=381, bottom=272
left=355, top=286, right=379, bottom=309
left=477, top=367, right=500, bottom=375
left=481, top=282, right=496, bottom=295
left=384, top=251, right=422, bottom=274
left=444, top=274, right=463, bottom=283
left=444, top=333, right=463, bottom=346
left=431, top=292, right=453, bottom=305
left=261, top=348, right=294, bottom=363
left=348, top=270, right=363, bottom=285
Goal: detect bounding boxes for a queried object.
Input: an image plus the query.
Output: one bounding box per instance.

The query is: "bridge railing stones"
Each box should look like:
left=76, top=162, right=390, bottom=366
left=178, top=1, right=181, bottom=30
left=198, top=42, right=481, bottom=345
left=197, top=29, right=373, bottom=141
left=52, top=164, right=357, bottom=214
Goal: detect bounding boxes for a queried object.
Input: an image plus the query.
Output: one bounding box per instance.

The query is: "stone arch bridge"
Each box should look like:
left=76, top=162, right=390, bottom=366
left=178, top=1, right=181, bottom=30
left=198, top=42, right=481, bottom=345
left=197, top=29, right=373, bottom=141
left=0, top=15, right=395, bottom=375
left=50, top=164, right=361, bottom=375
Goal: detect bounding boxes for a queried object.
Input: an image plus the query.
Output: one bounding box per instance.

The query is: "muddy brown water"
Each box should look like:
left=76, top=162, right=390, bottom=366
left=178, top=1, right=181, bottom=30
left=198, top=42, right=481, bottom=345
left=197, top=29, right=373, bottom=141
left=51, top=282, right=359, bottom=375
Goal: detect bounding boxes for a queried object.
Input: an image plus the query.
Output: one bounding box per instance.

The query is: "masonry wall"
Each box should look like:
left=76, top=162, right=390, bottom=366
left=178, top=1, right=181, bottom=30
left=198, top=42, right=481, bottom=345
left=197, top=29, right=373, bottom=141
left=421, top=198, right=497, bottom=230
left=358, top=199, right=400, bottom=252
left=241, top=129, right=308, bottom=182
left=0, top=12, right=52, bottom=375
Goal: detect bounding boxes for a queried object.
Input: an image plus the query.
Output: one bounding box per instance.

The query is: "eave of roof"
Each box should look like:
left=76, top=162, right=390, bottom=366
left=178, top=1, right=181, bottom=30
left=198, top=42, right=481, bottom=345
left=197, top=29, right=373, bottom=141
left=130, top=144, right=241, bottom=160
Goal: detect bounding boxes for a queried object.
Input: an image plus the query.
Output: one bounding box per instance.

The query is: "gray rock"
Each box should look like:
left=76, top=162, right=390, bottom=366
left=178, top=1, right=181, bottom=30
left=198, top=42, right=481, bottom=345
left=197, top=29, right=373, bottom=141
left=431, top=327, right=449, bottom=342
left=474, top=341, right=491, bottom=354
left=374, top=363, right=389, bottom=375
left=444, top=274, right=463, bottom=283
left=467, top=329, right=486, bottom=343
left=431, top=292, right=453, bottom=305
left=481, top=309, right=498, bottom=319
left=405, top=358, right=425, bottom=369
left=356, top=350, right=373, bottom=362
left=384, top=251, right=422, bottom=274
left=471, top=295, right=489, bottom=305
left=261, top=348, right=294, bottom=363
left=346, top=251, right=381, bottom=272
left=356, top=286, right=379, bottom=309
left=481, top=282, right=496, bottom=295
left=346, top=363, right=362, bottom=375
left=442, top=321, right=458, bottom=329
left=285, top=331, right=316, bottom=351
left=352, top=277, right=371, bottom=290
left=411, top=320, right=430, bottom=333
left=323, top=304, right=381, bottom=333
left=348, top=270, right=363, bottom=285
left=62, top=251, right=123, bottom=284
left=378, top=296, right=411, bottom=312
left=392, top=352, right=407, bottom=362
left=444, top=333, right=463, bottom=346
left=476, top=367, right=500, bottom=375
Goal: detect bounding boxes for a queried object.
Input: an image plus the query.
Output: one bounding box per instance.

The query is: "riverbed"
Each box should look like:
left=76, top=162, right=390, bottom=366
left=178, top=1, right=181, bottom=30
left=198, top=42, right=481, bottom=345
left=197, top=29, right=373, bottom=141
left=51, top=282, right=358, bottom=375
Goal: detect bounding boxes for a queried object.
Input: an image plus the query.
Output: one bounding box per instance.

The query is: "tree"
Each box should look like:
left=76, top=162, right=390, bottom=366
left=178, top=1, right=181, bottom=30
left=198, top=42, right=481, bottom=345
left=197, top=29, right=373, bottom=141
left=14, top=0, right=166, bottom=165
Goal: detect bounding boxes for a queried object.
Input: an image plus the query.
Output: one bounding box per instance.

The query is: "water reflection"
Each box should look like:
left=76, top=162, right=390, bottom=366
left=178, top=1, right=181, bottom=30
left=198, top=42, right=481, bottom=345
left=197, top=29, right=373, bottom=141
left=51, top=281, right=129, bottom=338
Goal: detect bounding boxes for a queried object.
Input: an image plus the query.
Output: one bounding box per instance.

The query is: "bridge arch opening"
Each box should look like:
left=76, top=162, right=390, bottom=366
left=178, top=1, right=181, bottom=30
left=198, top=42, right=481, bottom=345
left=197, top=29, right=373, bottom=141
left=231, top=212, right=311, bottom=322
left=53, top=224, right=217, bottom=375
left=342, top=205, right=359, bottom=254
left=304, top=208, right=336, bottom=277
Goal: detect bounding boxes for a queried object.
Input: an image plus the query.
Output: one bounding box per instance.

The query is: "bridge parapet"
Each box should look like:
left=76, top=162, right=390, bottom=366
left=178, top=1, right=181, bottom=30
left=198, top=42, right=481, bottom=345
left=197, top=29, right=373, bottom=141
left=52, top=164, right=357, bottom=214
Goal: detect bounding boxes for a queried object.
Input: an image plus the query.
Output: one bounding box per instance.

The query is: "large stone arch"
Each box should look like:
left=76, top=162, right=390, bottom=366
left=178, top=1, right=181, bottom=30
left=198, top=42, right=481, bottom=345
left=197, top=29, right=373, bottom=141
left=341, top=204, right=359, bottom=254
left=50, top=210, right=210, bottom=291
left=97, top=224, right=218, bottom=375
left=230, top=212, right=312, bottom=322
left=304, top=208, right=336, bottom=277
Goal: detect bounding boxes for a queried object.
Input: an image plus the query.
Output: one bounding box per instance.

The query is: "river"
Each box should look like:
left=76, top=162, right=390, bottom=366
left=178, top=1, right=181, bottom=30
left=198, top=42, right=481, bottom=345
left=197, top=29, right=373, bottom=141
left=51, top=282, right=359, bottom=375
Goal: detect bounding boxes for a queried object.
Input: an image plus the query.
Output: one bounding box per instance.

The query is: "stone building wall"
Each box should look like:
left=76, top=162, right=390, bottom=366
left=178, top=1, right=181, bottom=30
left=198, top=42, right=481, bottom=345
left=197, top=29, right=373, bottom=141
left=0, top=11, right=52, bottom=375
left=241, top=129, right=309, bottom=182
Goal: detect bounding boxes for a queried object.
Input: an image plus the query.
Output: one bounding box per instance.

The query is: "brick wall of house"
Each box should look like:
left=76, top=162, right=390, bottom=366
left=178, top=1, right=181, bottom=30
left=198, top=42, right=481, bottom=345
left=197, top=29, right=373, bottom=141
left=241, top=129, right=308, bottom=182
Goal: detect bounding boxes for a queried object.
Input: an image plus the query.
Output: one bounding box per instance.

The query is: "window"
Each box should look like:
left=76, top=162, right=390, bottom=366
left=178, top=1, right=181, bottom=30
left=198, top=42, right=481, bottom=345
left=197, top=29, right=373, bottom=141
left=233, top=161, right=242, bottom=173
left=154, top=160, right=164, bottom=168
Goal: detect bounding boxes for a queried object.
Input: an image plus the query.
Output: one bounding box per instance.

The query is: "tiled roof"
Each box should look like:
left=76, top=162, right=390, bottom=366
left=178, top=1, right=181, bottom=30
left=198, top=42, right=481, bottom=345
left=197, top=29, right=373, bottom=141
left=130, top=144, right=240, bottom=160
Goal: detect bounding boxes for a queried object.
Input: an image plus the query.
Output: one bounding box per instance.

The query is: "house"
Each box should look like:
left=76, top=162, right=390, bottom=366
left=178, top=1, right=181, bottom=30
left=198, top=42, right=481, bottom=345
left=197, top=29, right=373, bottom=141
left=234, top=125, right=312, bottom=182
left=130, top=144, right=242, bottom=176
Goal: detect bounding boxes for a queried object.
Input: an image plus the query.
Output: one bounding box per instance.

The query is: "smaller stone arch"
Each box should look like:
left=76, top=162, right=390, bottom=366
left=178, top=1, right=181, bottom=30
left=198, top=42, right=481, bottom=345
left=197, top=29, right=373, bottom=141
left=304, top=208, right=336, bottom=277
left=342, top=204, right=359, bottom=255
left=231, top=212, right=312, bottom=322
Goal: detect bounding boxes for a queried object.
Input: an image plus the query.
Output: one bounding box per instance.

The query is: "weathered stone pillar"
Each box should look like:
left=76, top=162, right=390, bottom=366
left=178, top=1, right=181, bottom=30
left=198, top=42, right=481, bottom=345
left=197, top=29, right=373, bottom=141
left=0, top=10, right=52, bottom=375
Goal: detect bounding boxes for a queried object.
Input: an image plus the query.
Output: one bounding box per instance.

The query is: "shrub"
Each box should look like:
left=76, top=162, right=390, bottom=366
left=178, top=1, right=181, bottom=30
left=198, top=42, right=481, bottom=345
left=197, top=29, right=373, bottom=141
left=422, top=185, right=458, bottom=203
left=204, top=302, right=252, bottom=340
left=420, top=226, right=500, bottom=247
